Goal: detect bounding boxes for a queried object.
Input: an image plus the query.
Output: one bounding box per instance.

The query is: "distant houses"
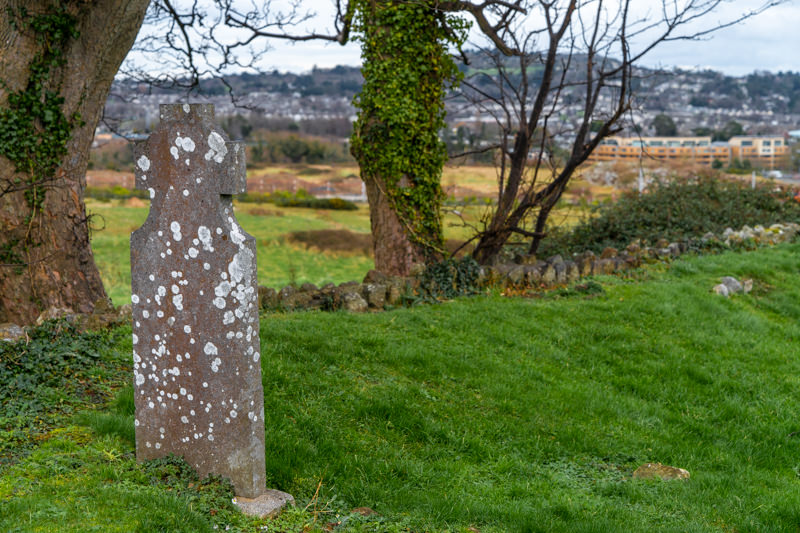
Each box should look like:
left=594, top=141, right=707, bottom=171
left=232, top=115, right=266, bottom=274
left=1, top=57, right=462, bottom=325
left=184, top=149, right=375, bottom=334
left=588, top=135, right=790, bottom=170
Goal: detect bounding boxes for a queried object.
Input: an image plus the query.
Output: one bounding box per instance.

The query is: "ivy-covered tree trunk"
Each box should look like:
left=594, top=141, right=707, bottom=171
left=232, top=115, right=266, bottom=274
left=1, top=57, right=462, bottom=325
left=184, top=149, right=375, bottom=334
left=0, top=0, right=148, bottom=324
left=350, top=0, right=465, bottom=276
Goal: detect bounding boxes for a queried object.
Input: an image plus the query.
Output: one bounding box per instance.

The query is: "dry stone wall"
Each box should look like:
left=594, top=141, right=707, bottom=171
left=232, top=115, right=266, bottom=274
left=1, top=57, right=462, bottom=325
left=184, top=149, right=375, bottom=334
left=256, top=222, right=800, bottom=312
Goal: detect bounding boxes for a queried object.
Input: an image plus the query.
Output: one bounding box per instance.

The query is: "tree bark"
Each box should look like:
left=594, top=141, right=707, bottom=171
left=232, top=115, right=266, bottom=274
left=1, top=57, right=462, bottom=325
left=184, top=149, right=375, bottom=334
left=363, top=172, right=428, bottom=276
left=0, top=0, right=149, bottom=324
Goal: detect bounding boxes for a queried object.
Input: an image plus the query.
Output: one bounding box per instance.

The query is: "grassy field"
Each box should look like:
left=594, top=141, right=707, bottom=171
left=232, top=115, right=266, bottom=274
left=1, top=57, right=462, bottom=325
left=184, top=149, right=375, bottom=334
left=2, top=243, right=800, bottom=531
left=88, top=199, right=376, bottom=305
left=88, top=196, right=589, bottom=305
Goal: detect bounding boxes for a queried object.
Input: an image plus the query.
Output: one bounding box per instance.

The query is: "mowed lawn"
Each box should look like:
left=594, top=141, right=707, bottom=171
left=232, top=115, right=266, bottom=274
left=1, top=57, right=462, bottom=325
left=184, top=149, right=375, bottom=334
left=2, top=243, right=800, bottom=531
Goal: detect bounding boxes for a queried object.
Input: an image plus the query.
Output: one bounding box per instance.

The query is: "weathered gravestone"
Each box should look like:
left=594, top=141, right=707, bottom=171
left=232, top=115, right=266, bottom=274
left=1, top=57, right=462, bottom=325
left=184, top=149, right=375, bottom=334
left=130, top=103, right=266, bottom=498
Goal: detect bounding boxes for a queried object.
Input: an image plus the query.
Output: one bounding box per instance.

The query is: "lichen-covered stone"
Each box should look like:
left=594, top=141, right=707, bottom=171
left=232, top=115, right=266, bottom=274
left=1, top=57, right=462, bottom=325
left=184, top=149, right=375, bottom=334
left=539, top=263, right=556, bottom=285
left=507, top=265, right=526, bottom=285
left=565, top=261, right=580, bottom=283
left=130, top=104, right=265, bottom=498
left=342, top=292, right=368, bottom=312
left=363, top=283, right=387, bottom=309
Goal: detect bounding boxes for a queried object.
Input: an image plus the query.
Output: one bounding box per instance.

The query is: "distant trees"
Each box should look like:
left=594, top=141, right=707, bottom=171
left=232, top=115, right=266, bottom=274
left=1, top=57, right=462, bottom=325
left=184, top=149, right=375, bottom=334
left=714, top=120, right=745, bottom=141
left=651, top=114, right=678, bottom=137
left=248, top=133, right=350, bottom=165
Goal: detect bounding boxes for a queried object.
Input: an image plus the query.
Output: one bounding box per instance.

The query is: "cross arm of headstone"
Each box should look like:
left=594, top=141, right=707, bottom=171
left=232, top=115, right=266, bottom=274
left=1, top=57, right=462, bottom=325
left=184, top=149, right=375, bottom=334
left=132, top=104, right=246, bottom=199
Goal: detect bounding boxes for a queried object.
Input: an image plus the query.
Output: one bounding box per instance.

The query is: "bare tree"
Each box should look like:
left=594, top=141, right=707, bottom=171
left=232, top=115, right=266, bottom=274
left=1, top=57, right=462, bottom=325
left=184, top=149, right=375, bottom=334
left=128, top=0, right=527, bottom=276
left=450, top=0, right=784, bottom=263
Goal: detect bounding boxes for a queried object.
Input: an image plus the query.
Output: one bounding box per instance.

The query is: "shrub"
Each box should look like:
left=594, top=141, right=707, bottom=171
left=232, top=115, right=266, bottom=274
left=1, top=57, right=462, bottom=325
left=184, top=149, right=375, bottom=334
left=539, top=176, right=800, bottom=256
left=418, top=257, right=482, bottom=301
left=237, top=190, right=358, bottom=210
left=85, top=186, right=148, bottom=201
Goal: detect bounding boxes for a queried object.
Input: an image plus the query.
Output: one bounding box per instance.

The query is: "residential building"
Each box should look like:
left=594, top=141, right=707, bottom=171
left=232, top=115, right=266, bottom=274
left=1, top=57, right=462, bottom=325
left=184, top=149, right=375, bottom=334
left=588, top=135, right=789, bottom=169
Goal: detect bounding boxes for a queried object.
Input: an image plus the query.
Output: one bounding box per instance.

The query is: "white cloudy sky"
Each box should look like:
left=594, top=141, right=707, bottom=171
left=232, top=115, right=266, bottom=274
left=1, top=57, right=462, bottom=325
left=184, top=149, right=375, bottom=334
left=248, top=0, right=798, bottom=76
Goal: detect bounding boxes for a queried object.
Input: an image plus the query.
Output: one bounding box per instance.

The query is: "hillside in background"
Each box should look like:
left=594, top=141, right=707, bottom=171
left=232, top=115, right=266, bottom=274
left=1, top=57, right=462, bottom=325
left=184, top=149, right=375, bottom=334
left=104, top=54, right=800, bottom=143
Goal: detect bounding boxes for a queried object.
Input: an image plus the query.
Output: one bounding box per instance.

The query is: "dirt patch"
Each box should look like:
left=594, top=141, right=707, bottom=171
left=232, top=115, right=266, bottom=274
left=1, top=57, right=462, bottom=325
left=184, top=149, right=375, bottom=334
left=289, top=230, right=473, bottom=259
left=124, top=197, right=147, bottom=208
left=87, top=170, right=135, bottom=188
left=288, top=229, right=373, bottom=256
left=248, top=207, right=284, bottom=217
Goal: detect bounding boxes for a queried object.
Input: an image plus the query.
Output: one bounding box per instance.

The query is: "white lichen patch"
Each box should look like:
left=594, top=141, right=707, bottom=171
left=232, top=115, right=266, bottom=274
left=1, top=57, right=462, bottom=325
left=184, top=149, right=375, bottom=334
left=176, top=136, right=195, bottom=152
left=205, top=131, right=228, bottom=163
left=215, top=281, right=231, bottom=298
left=137, top=155, right=151, bottom=171
left=211, top=357, right=222, bottom=372
left=170, top=221, right=182, bottom=241
left=204, top=342, right=218, bottom=356
left=170, top=146, right=179, bottom=160
left=197, top=226, right=213, bottom=252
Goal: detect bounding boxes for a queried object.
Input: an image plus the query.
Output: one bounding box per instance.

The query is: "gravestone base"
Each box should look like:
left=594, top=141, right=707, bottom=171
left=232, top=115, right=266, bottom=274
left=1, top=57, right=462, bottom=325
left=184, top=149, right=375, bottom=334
left=235, top=489, right=295, bottom=517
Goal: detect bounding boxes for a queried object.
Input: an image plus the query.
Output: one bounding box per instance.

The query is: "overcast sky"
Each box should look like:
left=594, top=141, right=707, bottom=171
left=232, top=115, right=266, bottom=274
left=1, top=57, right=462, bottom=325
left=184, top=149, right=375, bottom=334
left=251, top=0, right=799, bottom=76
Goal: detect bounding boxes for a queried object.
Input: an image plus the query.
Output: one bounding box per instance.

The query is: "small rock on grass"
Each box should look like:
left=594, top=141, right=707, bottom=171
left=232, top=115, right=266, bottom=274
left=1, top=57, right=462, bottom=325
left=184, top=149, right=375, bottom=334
left=234, top=489, right=295, bottom=518
left=720, top=276, right=743, bottom=294
left=633, top=463, right=690, bottom=481
left=0, top=323, right=25, bottom=342
left=713, top=284, right=730, bottom=297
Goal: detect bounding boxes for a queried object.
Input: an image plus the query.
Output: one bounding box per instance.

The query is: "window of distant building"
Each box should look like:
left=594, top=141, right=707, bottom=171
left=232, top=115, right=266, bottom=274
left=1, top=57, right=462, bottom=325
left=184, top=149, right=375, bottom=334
left=775, top=140, right=783, bottom=147
left=742, top=140, right=753, bottom=146
left=763, top=140, right=772, bottom=146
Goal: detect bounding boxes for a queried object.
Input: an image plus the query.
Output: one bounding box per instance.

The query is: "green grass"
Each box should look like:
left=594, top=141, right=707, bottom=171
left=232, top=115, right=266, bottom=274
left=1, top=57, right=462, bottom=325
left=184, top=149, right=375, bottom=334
left=3, top=244, right=800, bottom=531
left=87, top=199, right=375, bottom=305
left=254, top=243, right=800, bottom=531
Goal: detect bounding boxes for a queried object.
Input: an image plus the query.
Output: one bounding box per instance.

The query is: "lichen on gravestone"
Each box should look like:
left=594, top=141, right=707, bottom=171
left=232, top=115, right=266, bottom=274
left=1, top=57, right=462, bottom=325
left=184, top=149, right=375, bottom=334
left=129, top=103, right=266, bottom=498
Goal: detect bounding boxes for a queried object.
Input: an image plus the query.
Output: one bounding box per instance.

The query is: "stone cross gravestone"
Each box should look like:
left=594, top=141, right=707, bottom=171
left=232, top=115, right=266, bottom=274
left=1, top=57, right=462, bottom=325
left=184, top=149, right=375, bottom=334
left=130, top=103, right=266, bottom=498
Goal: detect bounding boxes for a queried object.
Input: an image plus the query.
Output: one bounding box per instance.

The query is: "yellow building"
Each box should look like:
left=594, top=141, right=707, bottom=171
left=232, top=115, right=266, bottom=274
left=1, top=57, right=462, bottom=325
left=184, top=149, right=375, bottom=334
left=727, top=136, right=790, bottom=169
left=588, top=135, right=789, bottom=170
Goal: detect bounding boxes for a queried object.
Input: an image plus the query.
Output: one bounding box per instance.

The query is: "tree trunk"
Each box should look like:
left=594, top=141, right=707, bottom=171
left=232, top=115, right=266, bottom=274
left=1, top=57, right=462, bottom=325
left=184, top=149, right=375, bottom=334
left=363, top=172, right=428, bottom=276
left=351, top=1, right=460, bottom=276
left=0, top=0, right=149, bottom=325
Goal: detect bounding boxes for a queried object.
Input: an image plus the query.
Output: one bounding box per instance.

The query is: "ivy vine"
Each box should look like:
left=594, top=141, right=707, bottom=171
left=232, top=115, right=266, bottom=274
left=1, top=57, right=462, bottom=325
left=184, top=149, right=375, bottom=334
left=0, top=6, right=82, bottom=244
left=350, top=1, right=468, bottom=259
